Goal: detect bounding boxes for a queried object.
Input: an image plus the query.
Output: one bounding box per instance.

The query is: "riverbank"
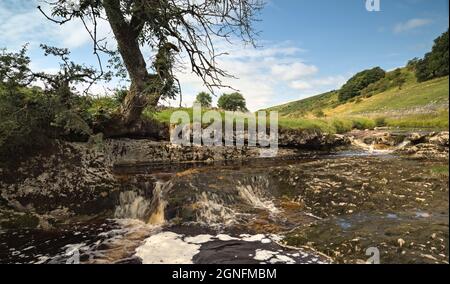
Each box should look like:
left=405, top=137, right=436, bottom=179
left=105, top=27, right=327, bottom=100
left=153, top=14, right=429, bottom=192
left=0, top=129, right=448, bottom=264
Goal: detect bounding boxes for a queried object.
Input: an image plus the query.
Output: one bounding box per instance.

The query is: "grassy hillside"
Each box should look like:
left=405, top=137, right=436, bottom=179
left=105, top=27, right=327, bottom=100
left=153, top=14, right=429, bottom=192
left=264, top=68, right=449, bottom=132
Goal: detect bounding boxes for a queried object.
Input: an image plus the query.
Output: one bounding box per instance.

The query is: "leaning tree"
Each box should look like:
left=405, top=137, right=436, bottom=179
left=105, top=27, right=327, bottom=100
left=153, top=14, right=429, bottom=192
left=38, top=0, right=264, bottom=127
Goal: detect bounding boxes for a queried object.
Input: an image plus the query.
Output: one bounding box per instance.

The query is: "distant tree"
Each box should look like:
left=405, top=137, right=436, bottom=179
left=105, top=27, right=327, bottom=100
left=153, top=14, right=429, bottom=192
left=338, top=67, right=386, bottom=102
left=416, top=30, right=449, bottom=82
left=194, top=92, right=212, bottom=108
left=218, top=93, right=248, bottom=112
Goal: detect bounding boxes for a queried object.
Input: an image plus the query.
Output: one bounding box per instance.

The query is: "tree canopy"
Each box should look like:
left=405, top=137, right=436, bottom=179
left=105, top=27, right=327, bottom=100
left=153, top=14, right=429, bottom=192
left=217, top=92, right=247, bottom=112
left=338, top=67, right=386, bottom=102
left=415, top=30, right=449, bottom=82
left=195, top=92, right=212, bottom=108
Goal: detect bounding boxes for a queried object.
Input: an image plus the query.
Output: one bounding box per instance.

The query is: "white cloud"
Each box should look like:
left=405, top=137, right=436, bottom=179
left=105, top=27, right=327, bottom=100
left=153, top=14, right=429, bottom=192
left=0, top=0, right=113, bottom=50
left=271, top=62, right=318, bottom=81
left=289, top=75, right=347, bottom=91
left=169, top=39, right=347, bottom=111
left=289, top=81, right=312, bottom=90
left=393, top=18, right=432, bottom=34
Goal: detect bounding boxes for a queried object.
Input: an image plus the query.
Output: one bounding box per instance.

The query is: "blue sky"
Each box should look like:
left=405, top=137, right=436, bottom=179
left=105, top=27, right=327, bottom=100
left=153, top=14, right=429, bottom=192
left=0, top=0, right=448, bottom=110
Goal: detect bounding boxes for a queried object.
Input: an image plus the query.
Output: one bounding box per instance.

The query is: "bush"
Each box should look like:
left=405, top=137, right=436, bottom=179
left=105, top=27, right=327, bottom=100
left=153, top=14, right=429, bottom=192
left=331, top=119, right=353, bottom=134
left=0, top=88, right=56, bottom=161
left=0, top=46, right=106, bottom=163
left=375, top=117, right=387, bottom=127
left=313, top=109, right=326, bottom=118
left=415, top=30, right=449, bottom=82
left=338, top=67, right=386, bottom=102
left=194, top=92, right=213, bottom=108
left=351, top=118, right=376, bottom=130
left=217, top=92, right=248, bottom=112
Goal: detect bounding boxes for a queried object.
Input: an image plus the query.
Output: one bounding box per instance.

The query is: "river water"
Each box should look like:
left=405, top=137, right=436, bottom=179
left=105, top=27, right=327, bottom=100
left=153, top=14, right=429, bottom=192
left=0, top=150, right=448, bottom=264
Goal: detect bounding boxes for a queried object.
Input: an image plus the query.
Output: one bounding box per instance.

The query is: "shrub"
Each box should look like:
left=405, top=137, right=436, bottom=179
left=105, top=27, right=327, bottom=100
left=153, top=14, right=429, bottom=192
left=351, top=118, right=376, bottom=130
left=375, top=117, right=387, bottom=127
left=313, top=109, right=326, bottom=118
left=0, top=46, right=107, bottom=163
left=416, top=30, right=449, bottom=82
left=218, top=92, right=248, bottom=112
left=195, top=92, right=213, bottom=108
left=331, top=119, right=353, bottom=134
left=338, top=67, right=386, bottom=102
left=0, top=88, right=56, bottom=161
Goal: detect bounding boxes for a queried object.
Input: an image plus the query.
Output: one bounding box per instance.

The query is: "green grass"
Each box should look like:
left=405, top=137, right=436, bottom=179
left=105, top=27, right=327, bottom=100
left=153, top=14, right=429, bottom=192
left=328, top=75, right=449, bottom=115
left=101, top=69, right=448, bottom=134
left=431, top=165, right=449, bottom=176
left=263, top=68, right=449, bottom=132
left=385, top=110, right=449, bottom=129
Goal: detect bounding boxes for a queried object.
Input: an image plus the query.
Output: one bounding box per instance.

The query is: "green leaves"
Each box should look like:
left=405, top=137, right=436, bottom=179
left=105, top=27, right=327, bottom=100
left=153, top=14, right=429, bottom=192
left=217, top=93, right=248, bottom=112
left=195, top=92, right=213, bottom=108
left=415, top=30, right=449, bottom=82
left=338, top=67, right=386, bottom=102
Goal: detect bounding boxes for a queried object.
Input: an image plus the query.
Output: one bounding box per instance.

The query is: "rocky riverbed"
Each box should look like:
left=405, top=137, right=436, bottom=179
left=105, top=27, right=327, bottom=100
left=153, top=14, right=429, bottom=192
left=0, top=130, right=448, bottom=264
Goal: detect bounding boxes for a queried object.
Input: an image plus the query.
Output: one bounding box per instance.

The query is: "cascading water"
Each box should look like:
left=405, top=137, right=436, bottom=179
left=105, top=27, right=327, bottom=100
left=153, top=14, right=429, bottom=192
left=237, top=178, right=280, bottom=216
left=114, top=191, right=151, bottom=220
left=147, top=181, right=170, bottom=225
left=114, top=180, right=172, bottom=225
left=195, top=192, right=238, bottom=226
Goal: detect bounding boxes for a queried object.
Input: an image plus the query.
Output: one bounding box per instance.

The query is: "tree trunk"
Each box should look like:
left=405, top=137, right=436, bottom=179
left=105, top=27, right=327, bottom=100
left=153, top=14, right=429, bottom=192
left=103, top=0, right=160, bottom=126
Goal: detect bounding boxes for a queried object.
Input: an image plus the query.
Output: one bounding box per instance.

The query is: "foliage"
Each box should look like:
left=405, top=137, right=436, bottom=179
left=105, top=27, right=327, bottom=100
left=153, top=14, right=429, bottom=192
left=313, top=109, right=326, bottom=118
left=0, top=87, right=55, bottom=160
left=338, top=67, right=386, bottom=102
left=0, top=46, right=109, bottom=163
left=194, top=92, right=212, bottom=108
left=217, top=93, right=248, bottom=112
left=415, top=30, right=449, bottom=82
left=375, top=117, right=387, bottom=127
left=407, top=57, right=420, bottom=71
left=361, top=68, right=410, bottom=97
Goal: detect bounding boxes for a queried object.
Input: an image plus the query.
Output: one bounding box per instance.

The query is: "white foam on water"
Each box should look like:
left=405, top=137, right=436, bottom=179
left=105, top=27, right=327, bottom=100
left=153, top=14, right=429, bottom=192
left=134, top=232, right=286, bottom=264
left=261, top=238, right=272, bottom=244
left=254, top=250, right=277, bottom=261
left=135, top=232, right=200, bottom=264
left=269, top=254, right=295, bottom=264
left=240, top=234, right=266, bottom=242
left=216, top=234, right=240, bottom=241
left=184, top=234, right=214, bottom=244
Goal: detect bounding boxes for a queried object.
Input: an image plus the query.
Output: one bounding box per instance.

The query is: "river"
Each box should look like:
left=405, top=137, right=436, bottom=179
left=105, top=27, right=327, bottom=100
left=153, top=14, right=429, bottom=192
left=0, top=149, right=448, bottom=264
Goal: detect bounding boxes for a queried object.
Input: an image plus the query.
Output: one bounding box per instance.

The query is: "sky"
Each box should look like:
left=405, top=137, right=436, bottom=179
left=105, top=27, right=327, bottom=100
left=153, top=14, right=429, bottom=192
left=0, top=0, right=448, bottom=111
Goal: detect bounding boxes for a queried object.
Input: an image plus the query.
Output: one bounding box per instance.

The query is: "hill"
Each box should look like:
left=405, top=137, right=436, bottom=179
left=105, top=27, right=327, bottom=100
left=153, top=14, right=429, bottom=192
left=264, top=68, right=449, bottom=132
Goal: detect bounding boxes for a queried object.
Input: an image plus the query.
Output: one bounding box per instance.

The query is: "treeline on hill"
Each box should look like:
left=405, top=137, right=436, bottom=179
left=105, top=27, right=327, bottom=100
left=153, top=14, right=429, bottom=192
left=338, top=29, right=449, bottom=103
left=413, top=30, right=449, bottom=82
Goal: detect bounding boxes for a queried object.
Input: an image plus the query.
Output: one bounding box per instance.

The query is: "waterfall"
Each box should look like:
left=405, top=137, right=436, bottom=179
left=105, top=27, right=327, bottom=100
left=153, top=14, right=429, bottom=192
left=195, top=192, right=237, bottom=226
left=147, top=181, right=170, bottom=225
left=114, top=191, right=151, bottom=220
left=114, top=181, right=171, bottom=225
left=237, top=178, right=280, bottom=215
